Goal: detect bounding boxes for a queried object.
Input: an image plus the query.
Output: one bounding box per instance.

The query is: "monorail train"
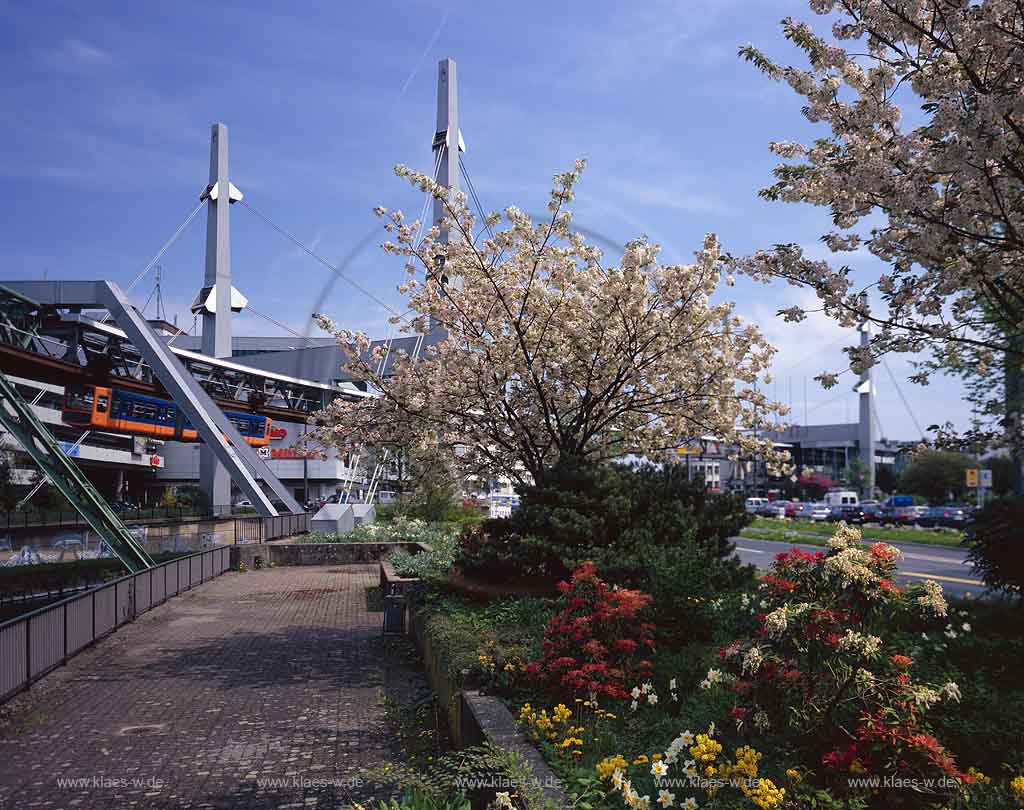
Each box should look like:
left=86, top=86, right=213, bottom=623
left=62, top=385, right=272, bottom=447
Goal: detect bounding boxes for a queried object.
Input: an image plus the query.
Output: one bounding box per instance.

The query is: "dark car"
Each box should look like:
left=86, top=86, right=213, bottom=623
left=827, top=505, right=866, bottom=525
left=917, top=504, right=974, bottom=529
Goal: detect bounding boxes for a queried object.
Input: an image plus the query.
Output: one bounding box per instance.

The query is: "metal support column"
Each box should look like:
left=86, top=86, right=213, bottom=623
left=429, top=58, right=463, bottom=333
left=199, top=123, right=236, bottom=513
left=856, top=319, right=875, bottom=499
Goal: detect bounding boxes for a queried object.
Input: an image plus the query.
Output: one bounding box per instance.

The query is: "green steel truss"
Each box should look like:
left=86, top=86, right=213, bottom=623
left=0, top=373, right=154, bottom=572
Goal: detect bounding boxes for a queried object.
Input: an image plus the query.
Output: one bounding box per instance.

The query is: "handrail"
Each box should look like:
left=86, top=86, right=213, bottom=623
left=0, top=545, right=232, bottom=703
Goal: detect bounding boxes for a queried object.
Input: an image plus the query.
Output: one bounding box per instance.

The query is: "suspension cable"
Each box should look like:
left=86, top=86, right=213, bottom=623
left=238, top=199, right=409, bottom=324
left=882, top=358, right=926, bottom=438
left=100, top=199, right=205, bottom=325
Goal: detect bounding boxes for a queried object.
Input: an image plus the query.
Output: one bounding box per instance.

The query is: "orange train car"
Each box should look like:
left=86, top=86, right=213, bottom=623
left=62, top=385, right=271, bottom=447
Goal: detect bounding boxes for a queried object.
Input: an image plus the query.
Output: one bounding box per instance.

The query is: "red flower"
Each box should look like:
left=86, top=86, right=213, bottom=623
left=890, top=654, right=913, bottom=669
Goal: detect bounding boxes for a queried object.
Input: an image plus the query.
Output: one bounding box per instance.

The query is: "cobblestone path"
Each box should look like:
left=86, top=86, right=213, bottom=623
left=0, top=564, right=429, bottom=809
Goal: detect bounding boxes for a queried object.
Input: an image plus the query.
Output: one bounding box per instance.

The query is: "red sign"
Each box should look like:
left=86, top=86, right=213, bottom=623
left=271, top=448, right=304, bottom=459
left=269, top=426, right=288, bottom=440
left=150, top=455, right=162, bottom=466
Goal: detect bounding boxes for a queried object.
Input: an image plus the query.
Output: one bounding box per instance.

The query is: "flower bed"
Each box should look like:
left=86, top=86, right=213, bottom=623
left=426, top=524, right=1024, bottom=809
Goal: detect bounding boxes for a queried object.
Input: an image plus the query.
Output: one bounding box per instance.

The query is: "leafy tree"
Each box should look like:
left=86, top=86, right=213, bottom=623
left=875, top=464, right=897, bottom=496
left=983, top=455, right=1015, bottom=497
left=735, top=2, right=1024, bottom=473
left=964, top=498, right=1024, bottom=601
left=897, top=450, right=974, bottom=503
left=310, top=162, right=788, bottom=488
left=799, top=472, right=837, bottom=501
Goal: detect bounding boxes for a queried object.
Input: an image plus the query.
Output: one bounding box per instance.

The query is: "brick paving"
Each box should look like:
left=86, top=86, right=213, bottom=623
left=0, top=565, right=431, bottom=810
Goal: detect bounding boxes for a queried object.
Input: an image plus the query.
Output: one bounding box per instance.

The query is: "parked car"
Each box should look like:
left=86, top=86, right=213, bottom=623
left=827, top=504, right=867, bottom=525
left=759, top=500, right=789, bottom=518
left=917, top=504, right=973, bottom=529
left=860, top=501, right=882, bottom=521
left=745, top=497, right=768, bottom=514
left=797, top=502, right=831, bottom=521
left=878, top=504, right=923, bottom=526
left=783, top=501, right=801, bottom=518
left=794, top=502, right=815, bottom=520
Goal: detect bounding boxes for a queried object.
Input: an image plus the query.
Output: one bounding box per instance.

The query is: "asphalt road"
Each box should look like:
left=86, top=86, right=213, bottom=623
left=731, top=536, right=986, bottom=598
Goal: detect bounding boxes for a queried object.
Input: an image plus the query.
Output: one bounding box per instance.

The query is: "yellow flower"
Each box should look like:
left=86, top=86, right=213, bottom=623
left=965, top=767, right=989, bottom=785
left=1012, top=775, right=1024, bottom=797
left=747, top=778, right=786, bottom=810
left=785, top=768, right=802, bottom=785
left=633, top=755, right=649, bottom=765
left=596, top=755, right=629, bottom=780
left=689, top=734, right=723, bottom=764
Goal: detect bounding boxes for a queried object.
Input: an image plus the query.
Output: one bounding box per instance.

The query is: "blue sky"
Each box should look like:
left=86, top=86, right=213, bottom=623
left=0, top=0, right=969, bottom=440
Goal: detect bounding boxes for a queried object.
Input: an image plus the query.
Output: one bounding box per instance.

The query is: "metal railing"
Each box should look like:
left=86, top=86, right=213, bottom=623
left=0, top=545, right=231, bottom=704
left=233, top=513, right=310, bottom=544
left=2, top=506, right=212, bottom=532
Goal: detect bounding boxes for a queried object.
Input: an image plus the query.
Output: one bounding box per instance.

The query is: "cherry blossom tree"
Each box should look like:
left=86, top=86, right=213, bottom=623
left=309, top=161, right=788, bottom=487
left=733, top=1, right=1024, bottom=475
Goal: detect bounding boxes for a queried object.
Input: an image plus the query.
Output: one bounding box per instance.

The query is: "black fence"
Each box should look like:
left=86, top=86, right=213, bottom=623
left=232, top=513, right=310, bottom=544
left=0, top=546, right=232, bottom=704
left=2, top=506, right=213, bottom=532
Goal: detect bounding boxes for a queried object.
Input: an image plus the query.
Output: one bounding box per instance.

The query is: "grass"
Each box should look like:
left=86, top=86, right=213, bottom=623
left=743, top=516, right=965, bottom=547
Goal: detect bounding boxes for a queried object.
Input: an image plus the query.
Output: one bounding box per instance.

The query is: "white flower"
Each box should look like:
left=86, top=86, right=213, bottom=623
left=683, top=760, right=697, bottom=777
left=942, top=681, right=962, bottom=702
left=669, top=678, right=677, bottom=690
left=652, top=761, right=668, bottom=777
left=838, top=630, right=882, bottom=658
left=699, top=679, right=711, bottom=690
left=657, top=789, right=675, bottom=807
left=916, top=580, right=948, bottom=618
left=631, top=700, right=639, bottom=711
left=742, top=646, right=764, bottom=675
left=680, top=731, right=695, bottom=746
left=632, top=686, right=642, bottom=699
left=961, top=622, right=971, bottom=632
left=647, top=693, right=659, bottom=705
left=612, top=770, right=624, bottom=789
left=682, top=798, right=698, bottom=810
left=493, top=792, right=513, bottom=809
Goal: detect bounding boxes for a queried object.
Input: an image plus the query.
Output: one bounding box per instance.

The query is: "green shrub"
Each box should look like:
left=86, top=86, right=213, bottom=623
left=964, top=497, right=1024, bottom=599
left=454, top=459, right=753, bottom=633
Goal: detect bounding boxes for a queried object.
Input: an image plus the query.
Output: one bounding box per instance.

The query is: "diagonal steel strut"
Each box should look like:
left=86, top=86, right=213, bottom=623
left=3, top=280, right=302, bottom=516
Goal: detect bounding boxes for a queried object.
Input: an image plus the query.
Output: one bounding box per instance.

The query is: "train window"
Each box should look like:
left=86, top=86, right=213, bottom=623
left=64, top=386, right=94, bottom=412
left=96, top=394, right=109, bottom=414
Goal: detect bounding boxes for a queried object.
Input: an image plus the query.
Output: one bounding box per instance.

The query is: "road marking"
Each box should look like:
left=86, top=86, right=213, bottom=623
left=737, top=547, right=765, bottom=554
left=898, top=570, right=983, bottom=586
left=901, top=551, right=969, bottom=565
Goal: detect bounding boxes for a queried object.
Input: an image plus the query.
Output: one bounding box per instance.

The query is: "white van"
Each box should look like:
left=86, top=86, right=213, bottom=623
left=824, top=490, right=859, bottom=507
left=744, top=497, right=768, bottom=514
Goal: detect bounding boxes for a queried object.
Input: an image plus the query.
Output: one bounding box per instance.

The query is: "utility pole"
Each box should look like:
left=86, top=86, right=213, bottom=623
left=194, top=123, right=243, bottom=514
left=429, top=57, right=463, bottom=333
left=856, top=315, right=876, bottom=500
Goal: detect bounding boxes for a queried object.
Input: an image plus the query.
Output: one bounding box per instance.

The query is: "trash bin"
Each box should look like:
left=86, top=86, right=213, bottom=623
left=383, top=586, right=405, bottom=634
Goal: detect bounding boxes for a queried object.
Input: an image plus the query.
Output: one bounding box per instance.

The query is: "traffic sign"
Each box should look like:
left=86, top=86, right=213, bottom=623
left=966, top=468, right=979, bottom=488
left=979, top=469, right=993, bottom=488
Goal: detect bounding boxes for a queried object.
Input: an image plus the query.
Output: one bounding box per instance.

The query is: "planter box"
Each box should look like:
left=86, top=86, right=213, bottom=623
left=407, top=605, right=566, bottom=808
